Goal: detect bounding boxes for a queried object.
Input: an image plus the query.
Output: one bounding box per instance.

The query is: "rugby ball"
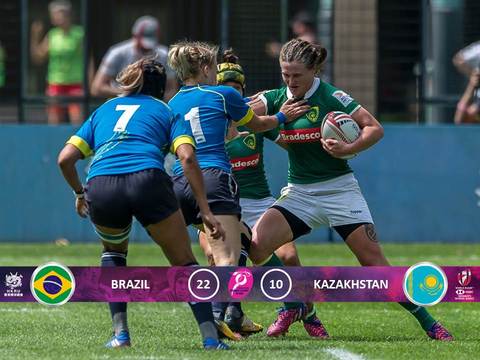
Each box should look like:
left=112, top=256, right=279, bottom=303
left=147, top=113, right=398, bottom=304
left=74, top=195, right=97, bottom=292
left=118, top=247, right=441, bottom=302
left=321, top=111, right=361, bottom=160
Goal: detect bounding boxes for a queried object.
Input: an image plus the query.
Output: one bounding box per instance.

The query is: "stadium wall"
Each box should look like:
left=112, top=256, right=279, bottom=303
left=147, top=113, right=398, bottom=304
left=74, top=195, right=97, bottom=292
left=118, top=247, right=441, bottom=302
left=1, top=124, right=479, bottom=243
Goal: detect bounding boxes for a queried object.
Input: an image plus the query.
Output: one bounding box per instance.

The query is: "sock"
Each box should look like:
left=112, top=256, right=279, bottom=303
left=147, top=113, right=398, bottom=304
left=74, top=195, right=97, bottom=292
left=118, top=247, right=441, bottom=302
left=226, top=234, right=250, bottom=318
left=189, top=302, right=219, bottom=341
left=101, top=251, right=128, bottom=335
left=258, top=253, right=304, bottom=311
left=399, top=302, right=436, bottom=331
left=185, top=263, right=218, bottom=341
left=212, top=302, right=229, bottom=321
left=304, top=304, right=317, bottom=323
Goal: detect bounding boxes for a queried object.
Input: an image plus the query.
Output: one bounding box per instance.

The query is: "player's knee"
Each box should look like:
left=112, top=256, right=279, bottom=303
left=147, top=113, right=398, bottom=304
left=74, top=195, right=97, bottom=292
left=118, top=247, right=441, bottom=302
left=214, top=253, right=238, bottom=266
left=357, top=248, right=387, bottom=266
left=276, top=250, right=299, bottom=266
left=248, top=240, right=269, bottom=264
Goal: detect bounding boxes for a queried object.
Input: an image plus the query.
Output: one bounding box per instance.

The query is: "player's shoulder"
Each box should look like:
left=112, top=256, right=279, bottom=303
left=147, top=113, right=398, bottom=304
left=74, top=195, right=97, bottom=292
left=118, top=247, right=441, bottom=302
left=207, top=85, right=242, bottom=100
left=263, top=87, right=287, bottom=100
left=319, top=81, right=355, bottom=107
left=144, top=95, right=172, bottom=113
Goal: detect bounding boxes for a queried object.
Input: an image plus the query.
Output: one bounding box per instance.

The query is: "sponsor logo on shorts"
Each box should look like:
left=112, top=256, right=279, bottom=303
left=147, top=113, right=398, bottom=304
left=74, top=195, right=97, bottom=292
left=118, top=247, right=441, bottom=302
left=454, top=269, right=475, bottom=302
left=280, top=128, right=322, bottom=143
left=350, top=210, right=363, bottom=214
left=230, top=153, right=260, bottom=170
left=30, top=262, right=75, bottom=306
left=403, top=262, right=447, bottom=306
left=332, top=91, right=354, bottom=107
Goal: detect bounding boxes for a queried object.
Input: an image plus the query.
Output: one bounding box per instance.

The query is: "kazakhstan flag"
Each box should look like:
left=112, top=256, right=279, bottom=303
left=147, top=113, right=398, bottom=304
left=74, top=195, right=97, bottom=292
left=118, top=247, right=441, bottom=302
left=404, top=263, right=447, bottom=306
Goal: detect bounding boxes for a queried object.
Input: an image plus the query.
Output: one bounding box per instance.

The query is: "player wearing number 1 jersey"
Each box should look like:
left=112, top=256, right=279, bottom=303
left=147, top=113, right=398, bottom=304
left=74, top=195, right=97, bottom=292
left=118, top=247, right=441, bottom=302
left=57, top=59, right=229, bottom=350
left=167, top=41, right=309, bottom=341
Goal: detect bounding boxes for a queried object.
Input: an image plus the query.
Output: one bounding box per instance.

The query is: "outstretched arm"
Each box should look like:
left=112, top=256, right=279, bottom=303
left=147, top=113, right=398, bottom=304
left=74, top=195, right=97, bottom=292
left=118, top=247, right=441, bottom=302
left=244, top=99, right=310, bottom=132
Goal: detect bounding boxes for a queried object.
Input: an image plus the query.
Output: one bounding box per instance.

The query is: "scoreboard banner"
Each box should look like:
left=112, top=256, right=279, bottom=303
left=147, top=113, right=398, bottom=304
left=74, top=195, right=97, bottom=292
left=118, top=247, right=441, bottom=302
left=1, top=263, right=478, bottom=306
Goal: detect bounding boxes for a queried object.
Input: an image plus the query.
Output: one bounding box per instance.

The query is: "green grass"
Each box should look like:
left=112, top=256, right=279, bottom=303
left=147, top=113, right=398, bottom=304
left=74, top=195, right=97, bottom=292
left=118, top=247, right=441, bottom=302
left=0, top=243, right=479, bottom=360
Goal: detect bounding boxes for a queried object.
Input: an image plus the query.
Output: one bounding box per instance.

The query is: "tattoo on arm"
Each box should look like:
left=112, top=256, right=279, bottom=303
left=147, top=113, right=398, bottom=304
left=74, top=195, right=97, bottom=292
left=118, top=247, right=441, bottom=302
left=364, top=224, right=378, bottom=243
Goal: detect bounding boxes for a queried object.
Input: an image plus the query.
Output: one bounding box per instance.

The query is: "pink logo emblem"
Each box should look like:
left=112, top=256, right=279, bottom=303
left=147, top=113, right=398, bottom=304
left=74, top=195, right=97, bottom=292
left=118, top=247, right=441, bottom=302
left=457, top=269, right=472, bottom=287
left=228, top=268, right=254, bottom=299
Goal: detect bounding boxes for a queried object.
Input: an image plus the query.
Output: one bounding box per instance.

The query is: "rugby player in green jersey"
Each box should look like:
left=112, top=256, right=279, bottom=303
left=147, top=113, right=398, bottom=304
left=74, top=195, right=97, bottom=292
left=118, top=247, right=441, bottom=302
left=246, top=38, right=453, bottom=341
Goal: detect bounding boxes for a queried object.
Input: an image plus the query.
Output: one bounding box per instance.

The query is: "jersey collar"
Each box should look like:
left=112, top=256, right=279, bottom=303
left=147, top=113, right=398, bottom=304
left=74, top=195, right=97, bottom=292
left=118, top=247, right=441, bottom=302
left=286, top=77, right=320, bottom=100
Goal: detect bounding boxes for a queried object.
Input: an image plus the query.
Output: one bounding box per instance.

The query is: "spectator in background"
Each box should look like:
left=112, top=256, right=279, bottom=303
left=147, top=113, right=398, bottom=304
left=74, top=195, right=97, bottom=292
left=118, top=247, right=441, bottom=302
left=453, top=40, right=480, bottom=77
left=266, top=11, right=317, bottom=58
left=454, top=67, right=480, bottom=124
left=91, top=16, right=178, bottom=101
left=31, top=0, right=87, bottom=125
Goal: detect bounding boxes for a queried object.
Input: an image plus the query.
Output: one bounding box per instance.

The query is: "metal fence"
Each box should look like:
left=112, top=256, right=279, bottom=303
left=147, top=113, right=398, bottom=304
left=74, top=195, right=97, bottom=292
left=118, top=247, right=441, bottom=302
left=0, top=0, right=479, bottom=124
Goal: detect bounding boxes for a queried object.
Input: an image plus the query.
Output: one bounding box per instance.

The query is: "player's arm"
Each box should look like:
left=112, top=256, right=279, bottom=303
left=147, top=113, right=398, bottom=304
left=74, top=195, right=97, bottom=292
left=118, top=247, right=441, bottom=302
left=226, top=86, right=309, bottom=132
left=57, top=144, right=88, bottom=218
left=264, top=127, right=288, bottom=150
left=175, top=142, right=225, bottom=241
left=321, top=107, right=384, bottom=158
left=248, top=99, right=310, bottom=132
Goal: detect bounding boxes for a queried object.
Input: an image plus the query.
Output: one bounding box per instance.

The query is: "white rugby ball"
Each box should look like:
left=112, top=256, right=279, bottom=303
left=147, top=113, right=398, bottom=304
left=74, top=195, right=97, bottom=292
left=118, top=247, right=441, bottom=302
left=321, top=111, right=361, bottom=160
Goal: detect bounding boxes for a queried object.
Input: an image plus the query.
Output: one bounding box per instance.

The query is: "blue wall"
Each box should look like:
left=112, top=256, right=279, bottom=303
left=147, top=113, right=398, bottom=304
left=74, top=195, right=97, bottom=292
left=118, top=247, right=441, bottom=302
left=1, top=124, right=479, bottom=243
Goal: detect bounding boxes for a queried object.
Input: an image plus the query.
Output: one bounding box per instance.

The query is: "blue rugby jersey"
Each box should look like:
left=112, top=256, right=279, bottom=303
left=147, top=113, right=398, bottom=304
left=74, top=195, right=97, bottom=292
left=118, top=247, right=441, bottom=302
left=168, top=84, right=254, bottom=175
left=67, top=94, right=194, bottom=181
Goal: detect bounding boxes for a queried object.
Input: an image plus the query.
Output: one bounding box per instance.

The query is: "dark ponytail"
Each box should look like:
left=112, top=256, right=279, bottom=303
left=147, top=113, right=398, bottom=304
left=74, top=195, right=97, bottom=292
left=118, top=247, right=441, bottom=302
left=116, top=58, right=166, bottom=99
left=222, top=48, right=239, bottom=64
left=280, top=38, right=327, bottom=73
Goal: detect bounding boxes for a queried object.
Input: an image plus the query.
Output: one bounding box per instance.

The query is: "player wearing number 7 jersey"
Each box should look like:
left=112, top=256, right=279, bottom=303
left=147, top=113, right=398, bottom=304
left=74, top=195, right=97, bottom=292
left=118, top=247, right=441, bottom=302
left=58, top=58, right=229, bottom=350
left=167, top=41, right=309, bottom=340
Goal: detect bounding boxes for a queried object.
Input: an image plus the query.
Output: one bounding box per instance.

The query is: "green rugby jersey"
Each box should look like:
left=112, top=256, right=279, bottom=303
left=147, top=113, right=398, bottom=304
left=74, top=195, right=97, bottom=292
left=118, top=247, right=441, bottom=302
left=226, top=127, right=279, bottom=199
left=261, top=78, right=361, bottom=184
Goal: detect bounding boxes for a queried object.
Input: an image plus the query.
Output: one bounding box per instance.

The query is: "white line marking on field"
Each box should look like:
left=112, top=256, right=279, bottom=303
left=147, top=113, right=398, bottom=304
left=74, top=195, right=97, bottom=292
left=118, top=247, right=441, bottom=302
left=324, top=347, right=366, bottom=360
left=0, top=307, right=61, bottom=313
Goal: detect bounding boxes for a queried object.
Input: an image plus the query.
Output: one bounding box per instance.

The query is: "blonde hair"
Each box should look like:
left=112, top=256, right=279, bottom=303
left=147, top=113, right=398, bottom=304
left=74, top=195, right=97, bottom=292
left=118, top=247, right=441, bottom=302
left=116, top=57, right=166, bottom=97
left=168, top=41, right=218, bottom=82
left=280, top=38, right=327, bottom=73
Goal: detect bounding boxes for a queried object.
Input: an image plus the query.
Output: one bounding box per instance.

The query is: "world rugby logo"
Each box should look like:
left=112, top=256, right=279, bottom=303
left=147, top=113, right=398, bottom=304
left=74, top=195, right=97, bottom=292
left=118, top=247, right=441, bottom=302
left=30, top=262, right=75, bottom=306
left=457, top=269, right=472, bottom=287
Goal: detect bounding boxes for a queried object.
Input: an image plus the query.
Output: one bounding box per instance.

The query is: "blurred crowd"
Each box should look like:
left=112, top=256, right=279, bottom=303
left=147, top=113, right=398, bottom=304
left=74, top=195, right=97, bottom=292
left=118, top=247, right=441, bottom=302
left=1, top=0, right=478, bottom=125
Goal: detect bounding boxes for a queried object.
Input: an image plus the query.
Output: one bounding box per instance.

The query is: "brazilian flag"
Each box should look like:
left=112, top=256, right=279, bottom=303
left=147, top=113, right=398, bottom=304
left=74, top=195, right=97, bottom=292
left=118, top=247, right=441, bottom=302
left=30, top=263, right=75, bottom=305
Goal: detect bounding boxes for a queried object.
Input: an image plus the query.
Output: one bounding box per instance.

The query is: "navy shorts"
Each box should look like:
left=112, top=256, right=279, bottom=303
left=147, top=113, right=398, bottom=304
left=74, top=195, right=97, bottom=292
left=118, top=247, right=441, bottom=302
left=173, top=167, right=241, bottom=226
left=85, top=168, right=179, bottom=228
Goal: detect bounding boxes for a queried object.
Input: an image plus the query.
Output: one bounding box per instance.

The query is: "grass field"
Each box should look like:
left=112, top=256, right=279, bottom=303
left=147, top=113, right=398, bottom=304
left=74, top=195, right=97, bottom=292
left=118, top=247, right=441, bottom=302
left=0, top=243, right=479, bottom=360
